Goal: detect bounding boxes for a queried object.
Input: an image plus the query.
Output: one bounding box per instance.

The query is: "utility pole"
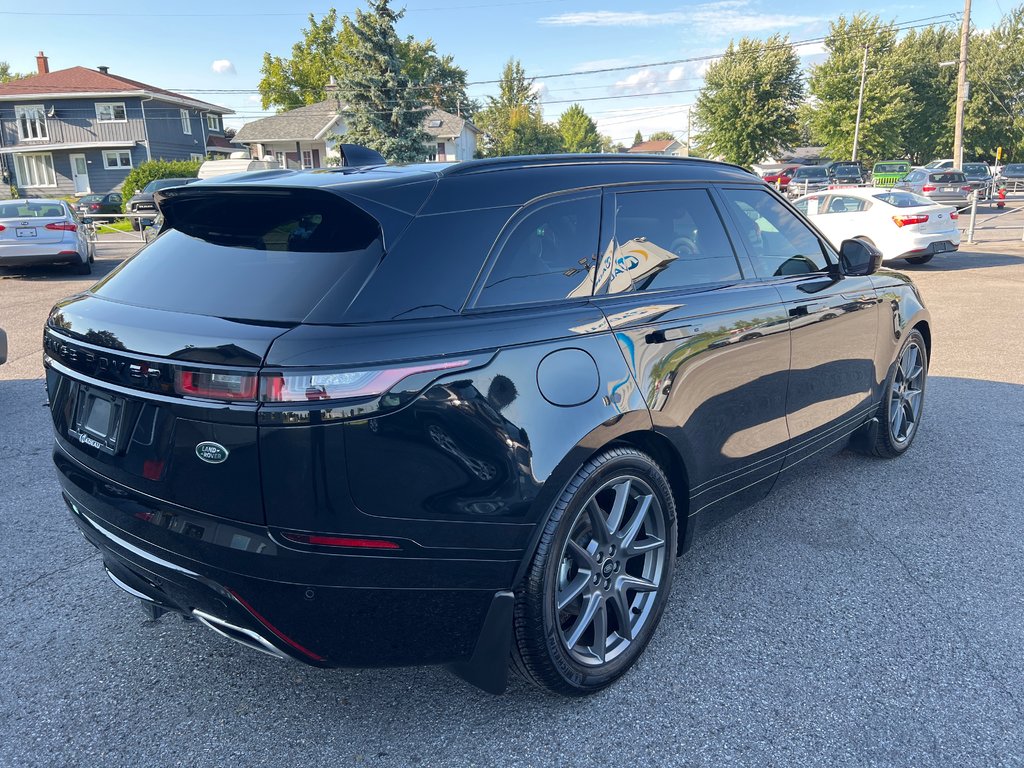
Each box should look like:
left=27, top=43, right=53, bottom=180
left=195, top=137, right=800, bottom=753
left=953, top=0, right=972, bottom=170
left=852, top=45, right=868, bottom=162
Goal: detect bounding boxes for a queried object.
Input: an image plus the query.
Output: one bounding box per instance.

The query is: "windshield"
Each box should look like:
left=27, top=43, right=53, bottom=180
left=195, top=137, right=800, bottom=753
left=929, top=172, right=966, bottom=183
left=832, top=165, right=860, bottom=175
left=874, top=163, right=909, bottom=173
left=142, top=178, right=194, bottom=194
left=92, top=189, right=384, bottom=323
left=794, top=167, right=828, bottom=179
left=873, top=191, right=934, bottom=208
left=1005, top=164, right=1024, bottom=174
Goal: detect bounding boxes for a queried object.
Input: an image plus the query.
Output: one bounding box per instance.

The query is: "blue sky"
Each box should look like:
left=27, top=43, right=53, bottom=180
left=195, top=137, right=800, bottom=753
left=0, top=0, right=1001, bottom=145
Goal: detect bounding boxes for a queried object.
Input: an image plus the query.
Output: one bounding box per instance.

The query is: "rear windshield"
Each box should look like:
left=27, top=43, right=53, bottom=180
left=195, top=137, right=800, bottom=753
left=1005, top=164, right=1024, bottom=174
left=92, top=190, right=383, bottom=323
left=929, top=172, right=966, bottom=183
left=962, top=163, right=989, bottom=175
left=78, top=194, right=103, bottom=203
left=142, top=178, right=195, bottom=194
left=873, top=191, right=933, bottom=208
left=794, top=167, right=828, bottom=178
left=0, top=201, right=66, bottom=218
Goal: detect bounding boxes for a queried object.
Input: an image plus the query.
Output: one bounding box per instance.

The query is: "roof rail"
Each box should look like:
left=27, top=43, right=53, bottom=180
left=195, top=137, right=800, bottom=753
left=440, top=153, right=750, bottom=177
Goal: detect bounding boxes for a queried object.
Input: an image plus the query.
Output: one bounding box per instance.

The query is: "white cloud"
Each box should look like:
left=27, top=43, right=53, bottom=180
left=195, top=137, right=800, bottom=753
left=247, top=94, right=262, bottom=104
left=531, top=81, right=549, bottom=101
left=540, top=1, right=819, bottom=35
left=793, top=41, right=827, bottom=57
left=611, top=61, right=709, bottom=96
left=211, top=59, right=236, bottom=75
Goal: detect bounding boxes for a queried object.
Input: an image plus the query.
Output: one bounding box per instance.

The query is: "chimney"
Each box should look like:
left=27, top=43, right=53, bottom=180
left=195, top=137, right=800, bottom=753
left=97, top=66, right=109, bottom=75
left=36, top=51, right=49, bottom=75
left=324, top=75, right=339, bottom=93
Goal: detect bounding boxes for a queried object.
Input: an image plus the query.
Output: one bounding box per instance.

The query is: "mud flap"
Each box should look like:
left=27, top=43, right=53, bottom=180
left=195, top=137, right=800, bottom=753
left=447, top=590, right=515, bottom=695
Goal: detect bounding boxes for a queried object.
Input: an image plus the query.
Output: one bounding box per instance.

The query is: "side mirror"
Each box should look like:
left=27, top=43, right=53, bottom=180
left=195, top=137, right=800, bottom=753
left=839, top=237, right=883, bottom=276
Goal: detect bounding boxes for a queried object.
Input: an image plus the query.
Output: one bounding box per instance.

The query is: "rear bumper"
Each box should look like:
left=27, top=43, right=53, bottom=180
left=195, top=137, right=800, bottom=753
left=895, top=239, right=959, bottom=259
left=56, top=441, right=517, bottom=671
left=0, top=249, right=83, bottom=267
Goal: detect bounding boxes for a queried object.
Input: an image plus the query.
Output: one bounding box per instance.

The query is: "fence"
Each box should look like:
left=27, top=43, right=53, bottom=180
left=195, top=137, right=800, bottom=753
left=80, top=213, right=150, bottom=244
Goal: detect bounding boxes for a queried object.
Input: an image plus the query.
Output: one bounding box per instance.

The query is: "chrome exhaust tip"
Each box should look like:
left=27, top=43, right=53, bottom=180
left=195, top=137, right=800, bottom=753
left=192, top=609, right=288, bottom=660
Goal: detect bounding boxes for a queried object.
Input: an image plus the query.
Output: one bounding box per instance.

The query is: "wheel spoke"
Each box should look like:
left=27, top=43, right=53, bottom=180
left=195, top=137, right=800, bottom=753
left=890, top=397, right=904, bottom=437
left=905, top=388, right=923, bottom=408
left=620, top=493, right=653, bottom=551
left=585, top=499, right=610, bottom=545
left=628, top=535, right=665, bottom=556
left=907, top=365, right=924, bottom=383
left=566, top=538, right=594, bottom=568
left=609, top=584, right=635, bottom=641
left=905, top=346, right=919, bottom=376
left=565, top=591, right=601, bottom=649
left=617, top=573, right=659, bottom=594
left=557, top=571, right=591, bottom=610
left=605, top=479, right=631, bottom=536
left=589, top=600, right=608, bottom=663
left=902, top=399, right=916, bottom=428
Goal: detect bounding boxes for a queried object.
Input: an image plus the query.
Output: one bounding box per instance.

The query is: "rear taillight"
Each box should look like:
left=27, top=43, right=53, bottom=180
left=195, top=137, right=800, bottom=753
left=45, top=222, right=77, bottom=232
left=961, top=186, right=972, bottom=192
left=893, top=214, right=929, bottom=227
left=280, top=532, right=401, bottom=549
left=89, top=204, right=100, bottom=210
left=0, top=225, right=5, bottom=232
left=921, top=185, right=937, bottom=192
left=259, top=359, right=471, bottom=403
left=950, top=211, right=959, bottom=220
left=174, top=369, right=257, bottom=401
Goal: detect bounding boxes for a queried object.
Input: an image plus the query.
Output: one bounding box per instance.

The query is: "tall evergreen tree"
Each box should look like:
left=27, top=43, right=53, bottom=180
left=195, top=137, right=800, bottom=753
left=334, top=0, right=428, bottom=163
left=558, top=104, right=601, bottom=153
left=692, top=34, right=803, bottom=167
left=475, top=59, right=561, bottom=156
left=807, top=15, right=910, bottom=163
left=633, top=130, right=644, bottom=147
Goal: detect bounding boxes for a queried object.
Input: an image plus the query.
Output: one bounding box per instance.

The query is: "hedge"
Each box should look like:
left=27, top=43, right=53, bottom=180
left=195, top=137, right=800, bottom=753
left=121, top=159, right=202, bottom=211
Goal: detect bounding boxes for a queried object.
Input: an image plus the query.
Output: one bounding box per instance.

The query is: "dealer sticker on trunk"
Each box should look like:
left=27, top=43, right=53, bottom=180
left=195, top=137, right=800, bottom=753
left=195, top=441, right=229, bottom=464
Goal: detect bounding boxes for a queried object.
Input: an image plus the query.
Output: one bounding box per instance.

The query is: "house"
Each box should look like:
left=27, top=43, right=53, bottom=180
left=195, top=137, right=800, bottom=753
left=0, top=52, right=233, bottom=199
left=233, top=96, right=479, bottom=168
left=628, top=139, right=688, bottom=157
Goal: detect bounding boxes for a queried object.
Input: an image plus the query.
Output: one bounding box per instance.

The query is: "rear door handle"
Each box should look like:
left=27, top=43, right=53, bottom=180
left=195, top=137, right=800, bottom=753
left=646, top=325, right=694, bottom=343
left=789, top=302, right=825, bottom=317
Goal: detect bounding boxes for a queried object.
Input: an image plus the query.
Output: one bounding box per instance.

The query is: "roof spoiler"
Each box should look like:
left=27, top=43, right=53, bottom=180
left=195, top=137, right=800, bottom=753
left=337, top=144, right=386, bottom=167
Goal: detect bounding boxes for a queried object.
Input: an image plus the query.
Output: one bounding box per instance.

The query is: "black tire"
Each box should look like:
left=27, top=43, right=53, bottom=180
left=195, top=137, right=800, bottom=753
left=905, top=254, right=934, bottom=265
left=72, top=256, right=92, bottom=276
left=866, top=329, right=927, bottom=458
left=130, top=217, right=141, bottom=231
left=511, top=447, right=677, bottom=695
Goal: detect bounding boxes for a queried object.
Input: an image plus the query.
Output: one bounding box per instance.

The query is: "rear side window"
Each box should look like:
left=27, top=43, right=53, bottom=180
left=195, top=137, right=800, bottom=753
left=819, top=195, right=871, bottom=214
left=608, top=188, right=740, bottom=293
left=92, top=189, right=383, bottom=323
left=475, top=195, right=600, bottom=308
left=720, top=188, right=829, bottom=277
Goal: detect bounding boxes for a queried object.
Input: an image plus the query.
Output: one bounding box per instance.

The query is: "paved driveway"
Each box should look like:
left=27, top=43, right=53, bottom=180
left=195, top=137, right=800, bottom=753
left=1, top=234, right=1021, bottom=767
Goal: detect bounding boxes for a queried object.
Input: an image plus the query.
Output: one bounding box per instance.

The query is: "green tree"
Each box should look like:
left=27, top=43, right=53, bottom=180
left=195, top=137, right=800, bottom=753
left=399, top=39, right=479, bottom=117
left=334, top=0, right=428, bottom=162
left=557, top=104, right=601, bottom=153
left=475, top=58, right=561, bottom=156
left=258, top=10, right=345, bottom=111
left=0, top=61, right=24, bottom=83
left=692, top=34, right=804, bottom=166
left=894, top=26, right=958, bottom=163
left=633, top=130, right=643, bottom=146
left=121, top=159, right=203, bottom=210
left=807, top=15, right=911, bottom=163
left=648, top=131, right=677, bottom=142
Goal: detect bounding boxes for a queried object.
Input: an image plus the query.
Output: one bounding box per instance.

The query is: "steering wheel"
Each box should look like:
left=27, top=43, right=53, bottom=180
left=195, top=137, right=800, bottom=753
left=774, top=254, right=819, bottom=276
left=669, top=236, right=697, bottom=256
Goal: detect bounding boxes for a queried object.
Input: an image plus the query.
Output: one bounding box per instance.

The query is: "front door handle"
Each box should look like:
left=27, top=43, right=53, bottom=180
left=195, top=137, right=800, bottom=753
left=646, top=325, right=694, bottom=343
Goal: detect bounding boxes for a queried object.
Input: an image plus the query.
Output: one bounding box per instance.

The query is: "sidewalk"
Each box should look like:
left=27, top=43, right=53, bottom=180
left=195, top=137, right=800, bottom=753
left=960, top=200, right=1024, bottom=254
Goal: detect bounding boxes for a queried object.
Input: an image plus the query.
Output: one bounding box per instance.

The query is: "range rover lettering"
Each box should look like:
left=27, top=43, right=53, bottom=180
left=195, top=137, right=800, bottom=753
left=45, top=152, right=930, bottom=695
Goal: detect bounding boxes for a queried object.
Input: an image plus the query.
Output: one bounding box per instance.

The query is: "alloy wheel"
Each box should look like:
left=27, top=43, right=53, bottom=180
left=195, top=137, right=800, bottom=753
left=888, top=341, right=925, bottom=444
left=554, top=475, right=668, bottom=666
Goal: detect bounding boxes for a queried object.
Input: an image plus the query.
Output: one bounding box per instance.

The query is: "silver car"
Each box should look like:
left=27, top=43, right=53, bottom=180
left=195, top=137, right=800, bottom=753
left=0, top=199, right=94, bottom=274
left=894, top=169, right=971, bottom=208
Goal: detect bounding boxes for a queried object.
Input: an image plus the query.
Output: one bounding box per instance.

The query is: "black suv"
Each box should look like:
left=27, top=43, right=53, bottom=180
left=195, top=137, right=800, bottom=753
left=45, top=153, right=931, bottom=696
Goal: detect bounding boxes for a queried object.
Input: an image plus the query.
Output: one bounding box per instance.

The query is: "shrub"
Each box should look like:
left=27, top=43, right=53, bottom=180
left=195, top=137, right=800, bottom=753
left=121, top=159, right=202, bottom=211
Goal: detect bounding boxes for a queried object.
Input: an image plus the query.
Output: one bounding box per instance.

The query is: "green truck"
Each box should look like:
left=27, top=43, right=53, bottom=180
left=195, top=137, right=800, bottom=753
left=871, top=161, right=912, bottom=187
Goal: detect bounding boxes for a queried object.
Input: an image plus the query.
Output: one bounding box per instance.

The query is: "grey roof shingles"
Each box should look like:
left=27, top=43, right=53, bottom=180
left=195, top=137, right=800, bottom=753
left=234, top=101, right=478, bottom=143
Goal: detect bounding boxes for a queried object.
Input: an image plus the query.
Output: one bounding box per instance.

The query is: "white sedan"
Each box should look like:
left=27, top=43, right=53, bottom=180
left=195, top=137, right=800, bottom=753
left=793, top=187, right=960, bottom=265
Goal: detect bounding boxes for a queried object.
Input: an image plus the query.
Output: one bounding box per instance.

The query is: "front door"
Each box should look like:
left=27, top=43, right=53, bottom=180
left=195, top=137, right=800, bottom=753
left=716, top=186, right=881, bottom=470
left=595, top=185, right=793, bottom=533
left=70, top=154, right=90, bottom=194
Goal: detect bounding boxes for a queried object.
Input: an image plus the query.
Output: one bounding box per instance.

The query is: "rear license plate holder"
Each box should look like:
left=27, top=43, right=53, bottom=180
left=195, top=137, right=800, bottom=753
left=71, top=386, right=124, bottom=455
left=16, top=227, right=37, bottom=238
left=934, top=242, right=948, bottom=252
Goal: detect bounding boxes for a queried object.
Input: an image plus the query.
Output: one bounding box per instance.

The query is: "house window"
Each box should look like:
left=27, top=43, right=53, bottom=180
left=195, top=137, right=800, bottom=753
left=301, top=150, right=314, bottom=169
left=15, top=105, right=48, bottom=140
left=95, top=102, right=127, bottom=122
left=14, top=153, right=56, bottom=187
left=102, top=150, right=133, bottom=169
left=190, top=153, right=205, bottom=162
left=206, top=114, right=220, bottom=131
left=181, top=109, right=192, bottom=134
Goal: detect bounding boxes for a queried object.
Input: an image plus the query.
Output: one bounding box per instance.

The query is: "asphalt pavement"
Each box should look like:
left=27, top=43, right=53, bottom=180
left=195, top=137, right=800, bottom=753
left=0, top=226, right=1022, bottom=767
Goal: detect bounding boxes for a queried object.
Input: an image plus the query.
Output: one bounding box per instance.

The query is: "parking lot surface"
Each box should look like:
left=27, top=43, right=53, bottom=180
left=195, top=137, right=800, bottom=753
left=1, top=226, right=1022, bottom=767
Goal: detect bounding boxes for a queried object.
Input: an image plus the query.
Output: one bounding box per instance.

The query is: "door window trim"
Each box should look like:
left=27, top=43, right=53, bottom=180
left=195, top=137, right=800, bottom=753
left=463, top=189, right=603, bottom=313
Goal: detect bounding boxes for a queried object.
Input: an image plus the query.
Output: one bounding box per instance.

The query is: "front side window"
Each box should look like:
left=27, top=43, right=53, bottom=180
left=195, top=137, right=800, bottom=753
left=14, top=153, right=56, bottom=187
left=475, top=195, right=600, bottom=308
left=180, top=109, right=191, bottom=134
left=15, top=105, right=48, bottom=140
left=102, top=150, right=132, bottom=170
left=720, top=188, right=830, bottom=277
left=607, top=188, right=741, bottom=293
left=95, top=102, right=127, bottom=122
